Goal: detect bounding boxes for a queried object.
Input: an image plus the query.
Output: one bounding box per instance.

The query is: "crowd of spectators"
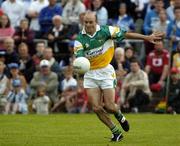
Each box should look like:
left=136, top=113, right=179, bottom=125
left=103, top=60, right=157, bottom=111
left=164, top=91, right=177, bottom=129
left=0, top=0, right=179, bottom=114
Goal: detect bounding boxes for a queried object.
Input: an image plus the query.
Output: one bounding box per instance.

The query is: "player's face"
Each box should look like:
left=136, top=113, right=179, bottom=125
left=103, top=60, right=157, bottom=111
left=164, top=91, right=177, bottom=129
left=84, top=14, right=97, bottom=35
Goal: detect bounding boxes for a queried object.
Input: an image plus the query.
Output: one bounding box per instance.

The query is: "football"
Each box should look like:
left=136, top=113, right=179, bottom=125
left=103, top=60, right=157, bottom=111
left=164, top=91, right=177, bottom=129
left=73, top=57, right=90, bottom=74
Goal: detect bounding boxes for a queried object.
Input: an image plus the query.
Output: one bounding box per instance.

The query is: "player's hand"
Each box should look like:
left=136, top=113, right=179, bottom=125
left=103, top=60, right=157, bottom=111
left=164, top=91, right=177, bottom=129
left=148, top=31, right=165, bottom=44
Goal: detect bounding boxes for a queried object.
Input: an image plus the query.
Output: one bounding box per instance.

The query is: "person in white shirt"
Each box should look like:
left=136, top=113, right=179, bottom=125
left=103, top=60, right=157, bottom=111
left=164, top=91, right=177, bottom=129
left=1, top=0, right=25, bottom=28
left=62, top=0, right=86, bottom=25
left=27, top=0, right=49, bottom=36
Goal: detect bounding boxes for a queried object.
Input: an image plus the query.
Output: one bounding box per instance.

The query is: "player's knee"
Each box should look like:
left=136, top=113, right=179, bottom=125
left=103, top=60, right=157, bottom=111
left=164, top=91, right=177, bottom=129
left=93, top=106, right=103, bottom=114
left=104, top=103, right=117, bottom=113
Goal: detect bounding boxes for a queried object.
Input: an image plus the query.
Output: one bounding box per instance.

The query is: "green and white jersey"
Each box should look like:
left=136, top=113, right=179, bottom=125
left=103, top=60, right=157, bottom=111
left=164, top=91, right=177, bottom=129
left=74, top=25, right=126, bottom=70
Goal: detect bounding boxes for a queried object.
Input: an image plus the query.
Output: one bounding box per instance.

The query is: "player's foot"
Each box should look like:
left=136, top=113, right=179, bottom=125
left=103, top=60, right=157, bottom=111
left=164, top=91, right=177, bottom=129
left=119, top=116, right=130, bottom=132
left=111, top=132, right=123, bottom=142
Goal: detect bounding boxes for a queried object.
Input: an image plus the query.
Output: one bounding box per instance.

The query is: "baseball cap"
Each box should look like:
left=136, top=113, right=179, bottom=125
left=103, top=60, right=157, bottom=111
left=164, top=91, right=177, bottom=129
left=12, top=79, right=21, bottom=87
left=40, top=59, right=50, bottom=67
left=8, top=63, right=19, bottom=69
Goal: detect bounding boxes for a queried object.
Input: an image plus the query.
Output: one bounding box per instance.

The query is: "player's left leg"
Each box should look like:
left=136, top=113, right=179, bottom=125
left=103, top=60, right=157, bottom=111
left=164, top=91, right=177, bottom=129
left=102, top=88, right=130, bottom=132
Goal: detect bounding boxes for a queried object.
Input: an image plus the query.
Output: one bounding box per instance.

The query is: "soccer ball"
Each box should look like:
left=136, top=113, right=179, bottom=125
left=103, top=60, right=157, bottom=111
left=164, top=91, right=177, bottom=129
left=73, top=57, right=90, bottom=74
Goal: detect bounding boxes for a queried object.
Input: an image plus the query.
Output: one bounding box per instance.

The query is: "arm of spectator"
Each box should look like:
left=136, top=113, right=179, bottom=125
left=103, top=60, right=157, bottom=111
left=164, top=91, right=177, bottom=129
left=20, top=76, right=27, bottom=91
left=129, top=73, right=149, bottom=87
left=145, top=65, right=151, bottom=74
left=158, top=65, right=169, bottom=85
left=45, top=74, right=58, bottom=92
left=30, top=72, right=42, bottom=88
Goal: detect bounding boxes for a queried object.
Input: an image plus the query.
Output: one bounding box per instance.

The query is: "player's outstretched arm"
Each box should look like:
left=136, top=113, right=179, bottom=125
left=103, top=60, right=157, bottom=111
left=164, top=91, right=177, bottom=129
left=125, top=31, right=165, bottom=44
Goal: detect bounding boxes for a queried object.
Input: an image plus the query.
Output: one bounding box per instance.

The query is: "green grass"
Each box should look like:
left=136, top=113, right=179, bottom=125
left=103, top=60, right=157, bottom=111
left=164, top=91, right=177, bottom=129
left=0, top=114, right=180, bottom=146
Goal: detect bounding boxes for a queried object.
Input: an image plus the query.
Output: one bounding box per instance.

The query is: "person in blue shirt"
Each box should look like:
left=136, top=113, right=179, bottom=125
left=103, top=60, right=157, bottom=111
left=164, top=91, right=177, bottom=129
left=167, top=6, right=180, bottom=51
left=115, top=3, right=135, bottom=32
left=39, top=0, right=63, bottom=36
left=143, top=0, right=165, bottom=35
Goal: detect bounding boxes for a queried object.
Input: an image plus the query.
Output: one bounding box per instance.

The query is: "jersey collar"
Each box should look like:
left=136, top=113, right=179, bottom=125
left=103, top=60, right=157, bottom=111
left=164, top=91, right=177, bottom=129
left=82, top=25, right=100, bottom=38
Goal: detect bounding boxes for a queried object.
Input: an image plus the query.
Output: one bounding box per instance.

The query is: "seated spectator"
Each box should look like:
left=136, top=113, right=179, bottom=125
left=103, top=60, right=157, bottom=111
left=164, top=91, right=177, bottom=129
left=32, top=85, right=50, bottom=114
left=167, top=6, right=180, bottom=51
left=91, top=0, right=108, bottom=25
left=167, top=67, right=180, bottom=114
left=13, top=19, right=34, bottom=55
left=32, top=41, right=46, bottom=70
left=18, top=43, right=36, bottom=83
left=166, top=0, right=180, bottom=21
left=7, top=63, right=27, bottom=91
left=145, top=41, right=169, bottom=92
left=51, top=66, right=77, bottom=113
left=111, top=3, right=135, bottom=32
left=143, top=0, right=165, bottom=34
left=74, top=78, right=88, bottom=113
left=30, top=59, right=58, bottom=104
left=39, top=0, right=63, bottom=36
left=152, top=9, right=170, bottom=35
left=121, top=58, right=151, bottom=113
left=1, top=0, right=25, bottom=28
left=43, top=47, right=60, bottom=74
left=173, top=42, right=180, bottom=71
left=62, top=0, right=86, bottom=25
left=27, top=0, right=49, bottom=38
left=0, top=14, right=15, bottom=48
left=3, top=37, right=19, bottom=65
left=4, top=78, right=28, bottom=114
left=0, top=61, right=9, bottom=112
left=46, top=15, right=74, bottom=54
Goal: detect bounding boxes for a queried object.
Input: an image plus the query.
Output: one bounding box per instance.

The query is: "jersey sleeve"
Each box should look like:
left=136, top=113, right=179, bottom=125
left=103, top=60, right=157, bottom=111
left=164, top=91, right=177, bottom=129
left=108, top=26, right=127, bottom=42
left=74, top=40, right=84, bottom=57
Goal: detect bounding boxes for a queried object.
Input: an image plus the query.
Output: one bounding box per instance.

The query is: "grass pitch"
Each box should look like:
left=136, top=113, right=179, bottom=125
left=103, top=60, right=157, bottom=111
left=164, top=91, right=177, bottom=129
left=0, top=114, right=180, bottom=146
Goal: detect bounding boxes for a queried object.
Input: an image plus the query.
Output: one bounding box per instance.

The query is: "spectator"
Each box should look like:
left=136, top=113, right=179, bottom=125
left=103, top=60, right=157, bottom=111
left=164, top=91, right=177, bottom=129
left=13, top=19, right=34, bottom=54
left=27, top=0, right=49, bottom=38
left=143, top=0, right=165, bottom=34
left=0, top=61, right=9, bottom=112
left=51, top=66, right=77, bottom=113
left=152, top=9, right=170, bottom=35
left=39, top=0, right=63, bottom=36
left=167, top=67, right=180, bottom=114
left=32, top=85, right=50, bottom=114
left=43, top=47, right=60, bottom=74
left=167, top=6, right=180, bottom=51
left=1, top=0, right=25, bottom=28
left=30, top=59, right=58, bottom=104
left=112, top=3, right=135, bottom=32
left=145, top=41, right=169, bottom=92
left=3, top=37, right=19, bottom=64
left=121, top=58, right=151, bottom=113
left=74, top=78, right=88, bottom=113
left=47, top=15, right=73, bottom=54
left=142, top=0, right=155, bottom=19
left=32, top=41, right=46, bottom=70
left=173, top=42, right=180, bottom=70
left=166, top=0, right=180, bottom=21
left=7, top=63, right=27, bottom=91
left=0, top=14, right=15, bottom=48
left=4, top=78, right=28, bottom=114
left=62, top=0, right=86, bottom=25
left=18, top=43, right=35, bottom=83
left=91, top=0, right=108, bottom=25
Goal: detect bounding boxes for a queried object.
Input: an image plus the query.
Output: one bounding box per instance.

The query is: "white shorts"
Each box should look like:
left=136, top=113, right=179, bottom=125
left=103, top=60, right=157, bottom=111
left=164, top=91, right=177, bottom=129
left=83, top=64, right=117, bottom=89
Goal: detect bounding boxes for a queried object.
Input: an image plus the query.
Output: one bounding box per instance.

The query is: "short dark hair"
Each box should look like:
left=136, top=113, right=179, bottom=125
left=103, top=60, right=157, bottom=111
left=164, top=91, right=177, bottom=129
left=130, top=57, right=141, bottom=66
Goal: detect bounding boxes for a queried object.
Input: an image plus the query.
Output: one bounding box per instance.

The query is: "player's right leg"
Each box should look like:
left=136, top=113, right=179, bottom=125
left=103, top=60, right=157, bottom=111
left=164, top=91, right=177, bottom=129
left=86, top=88, right=123, bottom=141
